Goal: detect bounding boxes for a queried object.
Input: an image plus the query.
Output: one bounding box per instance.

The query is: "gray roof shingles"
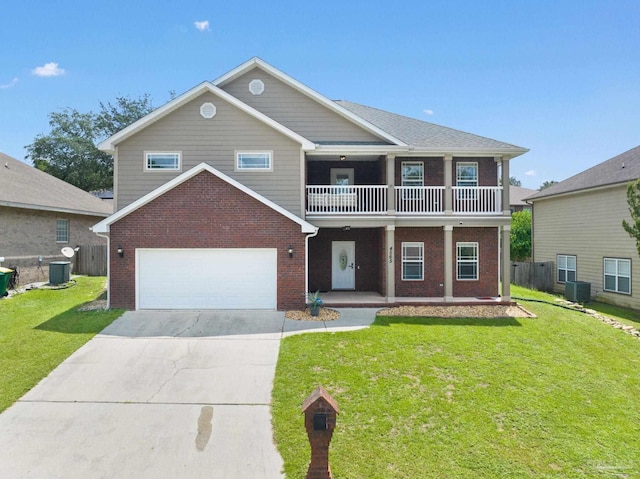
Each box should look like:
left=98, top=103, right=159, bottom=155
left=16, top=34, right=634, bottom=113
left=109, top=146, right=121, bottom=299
left=335, top=100, right=527, bottom=152
left=0, top=152, right=113, bottom=216
left=527, top=145, right=640, bottom=201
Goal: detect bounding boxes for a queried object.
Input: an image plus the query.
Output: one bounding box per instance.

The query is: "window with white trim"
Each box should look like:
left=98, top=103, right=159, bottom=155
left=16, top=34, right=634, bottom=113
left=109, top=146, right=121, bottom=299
left=145, top=152, right=181, bottom=171
left=402, top=242, right=424, bottom=281
left=557, top=254, right=576, bottom=283
left=402, top=161, right=424, bottom=201
left=236, top=151, right=272, bottom=171
left=604, top=258, right=631, bottom=294
left=56, top=219, right=69, bottom=243
left=457, top=242, right=478, bottom=280
left=456, top=162, right=478, bottom=200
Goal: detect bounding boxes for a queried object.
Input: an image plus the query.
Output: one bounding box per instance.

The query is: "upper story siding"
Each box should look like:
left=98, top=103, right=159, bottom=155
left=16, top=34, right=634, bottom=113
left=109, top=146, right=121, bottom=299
left=532, top=185, right=640, bottom=309
left=220, top=68, right=387, bottom=144
left=115, top=92, right=303, bottom=215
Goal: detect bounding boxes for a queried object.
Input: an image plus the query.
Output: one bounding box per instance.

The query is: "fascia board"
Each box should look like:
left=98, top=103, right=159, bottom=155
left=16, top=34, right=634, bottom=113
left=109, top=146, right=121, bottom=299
left=98, top=82, right=315, bottom=152
left=214, top=57, right=408, bottom=147
left=92, top=163, right=317, bottom=234
left=0, top=201, right=110, bottom=217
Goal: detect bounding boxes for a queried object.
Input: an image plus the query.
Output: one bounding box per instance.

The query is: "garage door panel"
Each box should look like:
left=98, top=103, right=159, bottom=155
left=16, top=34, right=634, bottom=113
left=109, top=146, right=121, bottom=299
left=137, top=249, right=277, bottom=310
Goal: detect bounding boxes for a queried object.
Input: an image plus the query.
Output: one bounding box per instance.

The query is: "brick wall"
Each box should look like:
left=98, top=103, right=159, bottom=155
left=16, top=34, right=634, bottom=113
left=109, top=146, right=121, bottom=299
left=395, top=227, right=445, bottom=297
left=109, top=171, right=307, bottom=310
left=453, top=227, right=499, bottom=297
left=395, top=157, right=444, bottom=186
left=453, top=157, right=497, bottom=186
left=0, top=206, right=107, bottom=285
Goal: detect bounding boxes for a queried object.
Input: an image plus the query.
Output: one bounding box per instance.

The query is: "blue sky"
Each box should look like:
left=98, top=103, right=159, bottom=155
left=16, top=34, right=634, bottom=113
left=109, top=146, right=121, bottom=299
left=1, top=0, right=639, bottom=189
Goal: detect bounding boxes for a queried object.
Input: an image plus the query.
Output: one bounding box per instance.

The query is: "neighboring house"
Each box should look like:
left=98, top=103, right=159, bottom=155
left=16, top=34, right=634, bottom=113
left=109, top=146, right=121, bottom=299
left=527, top=145, right=640, bottom=309
left=510, top=186, right=536, bottom=213
left=92, top=58, right=528, bottom=311
left=0, top=152, right=113, bottom=284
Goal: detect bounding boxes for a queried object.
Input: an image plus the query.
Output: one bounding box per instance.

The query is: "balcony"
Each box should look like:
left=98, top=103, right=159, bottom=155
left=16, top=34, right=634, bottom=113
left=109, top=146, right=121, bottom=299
left=306, top=185, right=502, bottom=215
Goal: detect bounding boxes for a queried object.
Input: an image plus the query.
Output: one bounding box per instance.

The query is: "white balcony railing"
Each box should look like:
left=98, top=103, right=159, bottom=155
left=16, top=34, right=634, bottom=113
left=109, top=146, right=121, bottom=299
left=306, top=185, right=503, bottom=215
left=306, top=185, right=388, bottom=214
left=395, top=187, right=444, bottom=214
left=453, top=186, right=502, bottom=213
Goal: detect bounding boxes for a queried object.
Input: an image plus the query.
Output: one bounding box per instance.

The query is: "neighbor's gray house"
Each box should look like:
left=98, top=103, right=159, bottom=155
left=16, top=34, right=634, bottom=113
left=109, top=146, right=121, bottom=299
left=527, top=145, right=640, bottom=309
left=92, top=57, right=528, bottom=311
left=510, top=186, right=536, bottom=213
left=0, top=152, right=113, bottom=284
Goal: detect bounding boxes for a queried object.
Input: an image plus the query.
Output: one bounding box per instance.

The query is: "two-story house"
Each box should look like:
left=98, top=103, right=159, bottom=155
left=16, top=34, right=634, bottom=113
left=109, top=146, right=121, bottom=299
left=92, top=58, right=528, bottom=310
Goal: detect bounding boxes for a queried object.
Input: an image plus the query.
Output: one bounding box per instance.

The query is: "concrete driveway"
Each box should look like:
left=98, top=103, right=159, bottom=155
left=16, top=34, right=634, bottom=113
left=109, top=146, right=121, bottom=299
left=0, top=309, right=376, bottom=479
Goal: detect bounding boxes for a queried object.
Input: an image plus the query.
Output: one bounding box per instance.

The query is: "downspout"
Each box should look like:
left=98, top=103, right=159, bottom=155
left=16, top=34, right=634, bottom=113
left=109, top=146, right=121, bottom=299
left=94, top=230, right=110, bottom=309
left=305, top=228, right=320, bottom=304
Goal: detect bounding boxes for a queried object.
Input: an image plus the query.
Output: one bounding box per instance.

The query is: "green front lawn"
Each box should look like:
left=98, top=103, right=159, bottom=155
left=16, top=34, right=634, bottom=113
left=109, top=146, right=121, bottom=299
left=0, top=277, right=123, bottom=412
left=273, top=286, right=640, bottom=478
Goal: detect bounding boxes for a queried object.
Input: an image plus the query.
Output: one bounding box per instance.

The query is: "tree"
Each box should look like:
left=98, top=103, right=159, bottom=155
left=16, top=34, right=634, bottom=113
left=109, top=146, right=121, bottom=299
left=510, top=210, right=532, bottom=261
left=509, top=176, right=522, bottom=186
left=622, top=178, right=640, bottom=257
left=538, top=180, right=558, bottom=191
left=26, top=95, right=153, bottom=191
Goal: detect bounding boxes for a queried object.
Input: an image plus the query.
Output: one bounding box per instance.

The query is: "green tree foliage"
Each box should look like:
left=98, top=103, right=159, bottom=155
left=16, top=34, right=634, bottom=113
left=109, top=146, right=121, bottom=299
left=622, top=178, right=640, bottom=257
left=26, top=95, right=153, bottom=192
left=510, top=210, right=532, bottom=261
left=509, top=176, right=522, bottom=186
left=538, top=180, right=558, bottom=190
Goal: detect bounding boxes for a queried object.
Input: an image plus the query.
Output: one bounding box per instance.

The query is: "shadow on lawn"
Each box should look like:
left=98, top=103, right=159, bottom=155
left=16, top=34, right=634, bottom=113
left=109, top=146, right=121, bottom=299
left=373, top=316, right=522, bottom=327
left=35, top=305, right=123, bottom=334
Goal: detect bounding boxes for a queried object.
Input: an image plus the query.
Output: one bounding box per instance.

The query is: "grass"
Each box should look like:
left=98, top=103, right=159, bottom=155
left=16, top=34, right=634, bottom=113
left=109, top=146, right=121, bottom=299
left=0, top=276, right=123, bottom=412
left=273, top=285, right=640, bottom=478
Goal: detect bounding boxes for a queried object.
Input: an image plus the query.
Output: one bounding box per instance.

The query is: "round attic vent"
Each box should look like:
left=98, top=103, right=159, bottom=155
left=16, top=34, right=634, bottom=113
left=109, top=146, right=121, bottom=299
left=249, top=79, right=265, bottom=95
left=200, top=102, right=217, bottom=119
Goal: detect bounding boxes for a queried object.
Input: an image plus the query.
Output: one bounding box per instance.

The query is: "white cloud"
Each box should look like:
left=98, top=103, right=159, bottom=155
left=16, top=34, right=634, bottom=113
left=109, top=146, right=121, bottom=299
left=194, top=20, right=210, bottom=31
left=0, top=77, right=18, bottom=89
left=525, top=170, right=536, bottom=176
left=423, top=109, right=434, bottom=115
left=32, top=62, right=65, bottom=77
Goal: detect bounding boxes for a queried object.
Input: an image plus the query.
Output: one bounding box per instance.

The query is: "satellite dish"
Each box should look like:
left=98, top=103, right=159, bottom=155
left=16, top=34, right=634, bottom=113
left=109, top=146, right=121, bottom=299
left=61, top=247, right=75, bottom=258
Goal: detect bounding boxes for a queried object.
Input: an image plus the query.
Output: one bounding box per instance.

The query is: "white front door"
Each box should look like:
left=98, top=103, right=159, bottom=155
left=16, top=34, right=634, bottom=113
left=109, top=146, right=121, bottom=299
left=332, top=241, right=355, bottom=290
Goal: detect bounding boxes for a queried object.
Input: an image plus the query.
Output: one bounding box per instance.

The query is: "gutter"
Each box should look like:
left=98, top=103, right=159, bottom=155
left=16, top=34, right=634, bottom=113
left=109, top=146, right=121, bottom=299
left=304, top=227, right=320, bottom=304
left=94, top=231, right=111, bottom=309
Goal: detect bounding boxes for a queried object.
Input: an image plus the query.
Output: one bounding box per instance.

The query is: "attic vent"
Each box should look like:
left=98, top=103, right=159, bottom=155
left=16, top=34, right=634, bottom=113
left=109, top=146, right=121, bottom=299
left=249, top=79, right=265, bottom=95
left=200, top=102, right=217, bottom=119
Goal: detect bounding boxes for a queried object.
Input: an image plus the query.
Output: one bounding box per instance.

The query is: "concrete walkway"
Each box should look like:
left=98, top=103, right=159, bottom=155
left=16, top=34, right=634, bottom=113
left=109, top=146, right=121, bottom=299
left=0, top=309, right=377, bottom=479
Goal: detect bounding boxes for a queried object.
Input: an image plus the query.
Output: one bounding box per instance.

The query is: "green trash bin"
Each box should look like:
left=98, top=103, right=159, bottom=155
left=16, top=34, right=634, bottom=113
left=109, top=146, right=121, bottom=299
left=0, top=267, right=13, bottom=297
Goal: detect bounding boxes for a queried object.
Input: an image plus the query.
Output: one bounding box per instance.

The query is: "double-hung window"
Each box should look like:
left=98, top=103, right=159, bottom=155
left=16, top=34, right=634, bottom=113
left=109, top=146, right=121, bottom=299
left=456, top=162, right=478, bottom=200
left=402, top=242, right=424, bottom=281
left=604, top=258, right=631, bottom=294
left=56, top=219, right=69, bottom=243
left=145, top=152, right=181, bottom=171
left=557, top=254, right=577, bottom=283
left=401, top=162, right=424, bottom=201
left=236, top=151, right=272, bottom=171
left=457, top=242, right=478, bottom=280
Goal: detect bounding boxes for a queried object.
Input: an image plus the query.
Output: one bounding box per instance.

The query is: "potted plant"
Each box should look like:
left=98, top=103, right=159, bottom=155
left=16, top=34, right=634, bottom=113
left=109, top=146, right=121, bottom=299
left=308, top=290, right=323, bottom=317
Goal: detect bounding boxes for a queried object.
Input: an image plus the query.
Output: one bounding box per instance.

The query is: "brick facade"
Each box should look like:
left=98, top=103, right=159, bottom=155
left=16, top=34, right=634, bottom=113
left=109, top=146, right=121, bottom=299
left=395, top=227, right=446, bottom=297
left=109, top=171, right=308, bottom=310
left=452, top=227, right=499, bottom=297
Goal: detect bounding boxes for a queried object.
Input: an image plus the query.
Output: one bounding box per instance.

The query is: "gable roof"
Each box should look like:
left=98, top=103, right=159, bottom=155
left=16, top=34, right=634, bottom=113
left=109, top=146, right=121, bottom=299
left=92, top=162, right=317, bottom=234
left=213, top=57, right=408, bottom=147
left=510, top=186, right=536, bottom=206
left=528, top=145, right=640, bottom=201
left=97, top=82, right=315, bottom=152
left=0, top=152, right=113, bottom=216
left=336, top=101, right=528, bottom=156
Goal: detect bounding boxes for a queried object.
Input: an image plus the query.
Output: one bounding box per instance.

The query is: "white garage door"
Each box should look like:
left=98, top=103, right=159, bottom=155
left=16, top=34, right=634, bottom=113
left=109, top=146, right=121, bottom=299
left=137, top=248, right=277, bottom=310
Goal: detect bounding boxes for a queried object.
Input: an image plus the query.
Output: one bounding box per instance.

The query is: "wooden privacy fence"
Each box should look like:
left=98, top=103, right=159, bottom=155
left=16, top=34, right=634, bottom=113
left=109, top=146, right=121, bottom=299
left=75, top=245, right=107, bottom=276
left=511, top=261, right=554, bottom=292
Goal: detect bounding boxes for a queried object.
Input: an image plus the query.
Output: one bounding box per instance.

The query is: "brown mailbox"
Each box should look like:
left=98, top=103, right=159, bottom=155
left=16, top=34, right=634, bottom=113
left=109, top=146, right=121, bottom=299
left=302, top=385, right=339, bottom=479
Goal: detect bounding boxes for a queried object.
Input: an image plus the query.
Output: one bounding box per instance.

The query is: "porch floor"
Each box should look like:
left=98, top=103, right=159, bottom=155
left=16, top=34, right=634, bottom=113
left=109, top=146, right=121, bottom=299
left=320, top=291, right=507, bottom=307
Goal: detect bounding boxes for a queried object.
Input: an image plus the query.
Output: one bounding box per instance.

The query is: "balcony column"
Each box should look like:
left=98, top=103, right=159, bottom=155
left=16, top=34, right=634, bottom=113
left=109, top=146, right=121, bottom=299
left=501, top=224, right=511, bottom=301
left=386, top=154, right=396, bottom=214
left=444, top=225, right=453, bottom=301
left=499, top=156, right=510, bottom=215
left=385, top=225, right=396, bottom=302
left=444, top=155, right=453, bottom=215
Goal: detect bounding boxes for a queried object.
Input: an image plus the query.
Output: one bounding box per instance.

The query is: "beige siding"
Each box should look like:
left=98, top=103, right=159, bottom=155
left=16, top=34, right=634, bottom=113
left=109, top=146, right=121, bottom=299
left=116, top=92, right=303, bottom=214
left=533, top=185, right=640, bottom=309
left=221, top=69, right=386, bottom=144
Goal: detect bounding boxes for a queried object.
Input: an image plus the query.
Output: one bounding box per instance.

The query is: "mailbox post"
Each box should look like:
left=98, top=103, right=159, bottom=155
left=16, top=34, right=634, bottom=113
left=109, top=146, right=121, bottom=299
left=302, top=385, right=339, bottom=479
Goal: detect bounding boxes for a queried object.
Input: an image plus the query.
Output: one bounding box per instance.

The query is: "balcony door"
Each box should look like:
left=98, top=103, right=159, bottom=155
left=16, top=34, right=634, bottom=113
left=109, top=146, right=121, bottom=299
left=332, top=241, right=355, bottom=290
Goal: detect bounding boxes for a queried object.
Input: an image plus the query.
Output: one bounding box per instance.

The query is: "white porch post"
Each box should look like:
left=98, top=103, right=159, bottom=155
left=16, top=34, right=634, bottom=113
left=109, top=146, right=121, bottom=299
left=444, top=155, right=453, bottom=215
left=386, top=154, right=396, bottom=214
left=499, top=156, right=510, bottom=216
left=501, top=224, right=511, bottom=301
left=386, top=225, right=396, bottom=302
left=444, top=225, right=453, bottom=301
